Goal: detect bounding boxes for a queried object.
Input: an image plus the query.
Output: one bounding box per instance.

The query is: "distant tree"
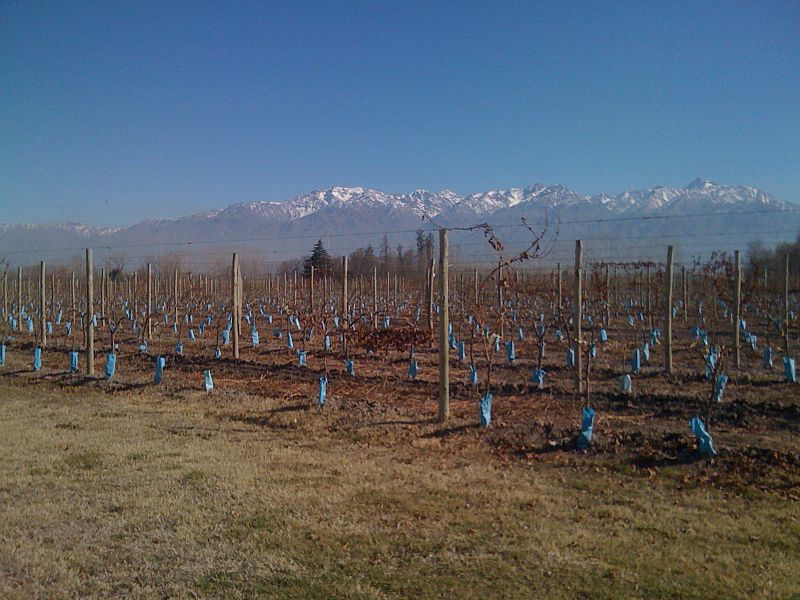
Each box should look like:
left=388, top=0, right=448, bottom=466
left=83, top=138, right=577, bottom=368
left=380, top=234, right=392, bottom=270
left=745, top=232, right=800, bottom=287
left=349, top=244, right=377, bottom=276
left=416, top=229, right=434, bottom=269
left=304, top=239, right=332, bottom=276
left=106, top=253, right=127, bottom=281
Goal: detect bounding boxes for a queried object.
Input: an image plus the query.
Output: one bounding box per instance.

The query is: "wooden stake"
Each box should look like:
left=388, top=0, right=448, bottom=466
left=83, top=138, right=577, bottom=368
left=39, top=260, right=46, bottom=348
left=100, top=267, right=106, bottom=326
left=71, top=271, right=76, bottom=332
left=372, top=266, right=378, bottom=329
left=784, top=254, right=790, bottom=355
left=557, top=262, right=562, bottom=313
left=342, top=256, right=348, bottom=355
left=497, top=264, right=504, bottom=339
left=146, top=263, right=152, bottom=341
left=310, top=265, right=315, bottom=312
left=438, top=229, right=449, bottom=422
left=574, top=241, right=583, bottom=394
left=665, top=246, right=674, bottom=374
left=86, top=249, right=94, bottom=375
left=734, top=250, right=741, bottom=369
left=17, top=266, right=22, bottom=332
left=473, top=267, right=478, bottom=308
left=232, top=253, right=240, bottom=359
left=682, top=265, right=687, bottom=323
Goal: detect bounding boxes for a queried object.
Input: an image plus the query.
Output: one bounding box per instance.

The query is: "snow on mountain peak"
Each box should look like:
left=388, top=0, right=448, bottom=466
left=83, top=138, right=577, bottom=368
left=188, top=180, right=792, bottom=226
left=686, top=178, right=715, bottom=190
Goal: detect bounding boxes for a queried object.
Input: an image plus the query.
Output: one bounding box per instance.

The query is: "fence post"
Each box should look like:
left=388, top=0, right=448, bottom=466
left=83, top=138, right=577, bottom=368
left=557, top=262, right=562, bottom=313
left=681, top=266, right=687, bottom=323
left=605, top=265, right=611, bottom=326
left=232, top=253, right=240, bottom=359
left=734, top=250, right=741, bottom=369
left=574, top=241, right=583, bottom=394
left=665, top=246, right=674, bottom=374
left=473, top=267, right=478, bottom=308
left=17, top=266, right=22, bottom=332
left=2, top=269, right=7, bottom=321
left=310, top=265, right=315, bottom=312
left=785, top=254, right=790, bottom=355
left=100, top=267, right=106, bottom=327
left=427, top=259, right=435, bottom=330
left=394, top=274, right=399, bottom=315
left=39, top=260, right=46, bottom=348
left=497, top=264, right=504, bottom=339
left=342, top=256, right=348, bottom=355
left=646, top=265, right=653, bottom=330
left=71, top=270, right=76, bottom=332
left=86, top=249, right=94, bottom=375
left=438, top=229, right=450, bottom=422
left=173, top=269, right=179, bottom=326
left=146, top=263, right=153, bottom=340
left=372, top=266, right=378, bottom=329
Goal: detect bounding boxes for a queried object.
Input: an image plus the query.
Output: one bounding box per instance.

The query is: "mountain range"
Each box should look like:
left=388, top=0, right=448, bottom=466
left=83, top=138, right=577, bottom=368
left=1, top=179, right=798, bottom=269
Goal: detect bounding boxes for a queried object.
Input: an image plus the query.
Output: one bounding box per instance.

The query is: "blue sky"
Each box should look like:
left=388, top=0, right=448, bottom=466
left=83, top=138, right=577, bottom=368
left=1, top=0, right=798, bottom=226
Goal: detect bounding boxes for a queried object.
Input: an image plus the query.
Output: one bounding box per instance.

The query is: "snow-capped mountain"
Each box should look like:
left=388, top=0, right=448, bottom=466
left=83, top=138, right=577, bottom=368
left=1, top=180, right=797, bottom=266
left=213, top=187, right=463, bottom=222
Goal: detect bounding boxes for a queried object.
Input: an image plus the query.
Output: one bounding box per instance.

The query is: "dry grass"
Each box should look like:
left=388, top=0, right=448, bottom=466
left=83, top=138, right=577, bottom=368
left=0, top=377, right=798, bottom=599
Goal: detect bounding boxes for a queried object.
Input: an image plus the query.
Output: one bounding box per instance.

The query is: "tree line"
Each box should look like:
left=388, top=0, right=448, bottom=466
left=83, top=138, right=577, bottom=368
left=278, top=230, right=437, bottom=277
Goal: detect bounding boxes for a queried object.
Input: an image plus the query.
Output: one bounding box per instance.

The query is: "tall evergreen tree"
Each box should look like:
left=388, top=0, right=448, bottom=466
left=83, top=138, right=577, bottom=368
left=304, top=239, right=332, bottom=276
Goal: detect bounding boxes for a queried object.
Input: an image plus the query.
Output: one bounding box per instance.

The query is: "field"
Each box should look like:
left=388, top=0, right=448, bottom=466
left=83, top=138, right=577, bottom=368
left=1, top=268, right=799, bottom=598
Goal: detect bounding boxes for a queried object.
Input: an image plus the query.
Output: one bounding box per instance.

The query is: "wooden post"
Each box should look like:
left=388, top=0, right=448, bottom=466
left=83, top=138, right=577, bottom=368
left=734, top=250, right=741, bottom=369
left=86, top=249, right=94, bottom=375
left=133, top=271, right=138, bottom=316
left=605, top=265, right=611, bottom=326
left=427, top=259, right=435, bottom=330
left=556, top=262, right=562, bottom=313
left=39, top=260, right=46, bottom=348
left=100, top=267, right=106, bottom=326
left=146, top=263, right=152, bottom=340
left=438, top=229, right=449, bottom=422
left=174, top=269, right=179, bottom=325
left=342, top=256, right=348, bottom=354
left=665, top=246, right=674, bottom=374
left=646, top=265, right=652, bottom=330
left=784, top=254, right=790, bottom=355
left=574, top=241, right=583, bottom=394
left=2, top=269, right=7, bottom=320
left=232, top=253, right=240, bottom=359
left=293, top=270, right=297, bottom=309
left=16, top=266, right=22, bottom=332
left=682, top=266, right=687, bottom=323
left=372, top=266, right=378, bottom=329
left=70, top=271, right=76, bottom=332
left=497, top=264, right=504, bottom=339
left=310, top=265, right=315, bottom=312
left=473, top=267, right=479, bottom=308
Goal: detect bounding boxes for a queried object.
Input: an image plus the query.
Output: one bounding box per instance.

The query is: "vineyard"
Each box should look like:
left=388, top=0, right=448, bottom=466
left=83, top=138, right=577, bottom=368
left=1, top=228, right=798, bottom=500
